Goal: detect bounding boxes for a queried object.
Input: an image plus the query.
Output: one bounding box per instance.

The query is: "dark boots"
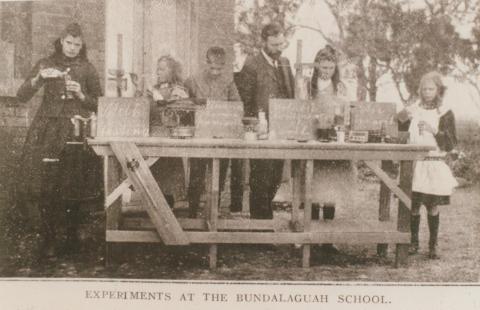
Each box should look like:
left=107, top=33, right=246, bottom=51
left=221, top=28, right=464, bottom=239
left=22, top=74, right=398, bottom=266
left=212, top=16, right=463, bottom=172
left=409, top=214, right=421, bottom=255
left=323, top=202, right=335, bottom=220
left=39, top=201, right=57, bottom=258
left=427, top=214, right=440, bottom=259
left=38, top=193, right=60, bottom=259
left=63, top=201, right=81, bottom=255
left=320, top=203, right=338, bottom=254
left=408, top=213, right=440, bottom=259
left=39, top=160, right=61, bottom=259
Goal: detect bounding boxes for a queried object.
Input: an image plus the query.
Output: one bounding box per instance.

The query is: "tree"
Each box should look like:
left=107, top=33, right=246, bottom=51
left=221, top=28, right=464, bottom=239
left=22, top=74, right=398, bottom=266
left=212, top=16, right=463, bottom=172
left=334, top=0, right=472, bottom=104
left=454, top=2, right=480, bottom=109
left=342, top=0, right=397, bottom=101
left=295, top=0, right=403, bottom=101
left=386, top=10, right=469, bottom=103
left=235, top=0, right=303, bottom=55
left=235, top=0, right=477, bottom=105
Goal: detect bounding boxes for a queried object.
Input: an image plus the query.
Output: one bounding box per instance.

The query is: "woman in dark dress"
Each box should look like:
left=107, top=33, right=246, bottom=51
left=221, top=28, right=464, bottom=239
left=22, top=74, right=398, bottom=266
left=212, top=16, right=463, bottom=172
left=16, top=23, right=102, bottom=257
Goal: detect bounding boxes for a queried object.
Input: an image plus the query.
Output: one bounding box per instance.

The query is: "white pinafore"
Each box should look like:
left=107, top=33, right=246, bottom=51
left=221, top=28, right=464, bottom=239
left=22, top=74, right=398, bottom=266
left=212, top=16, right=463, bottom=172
left=408, top=105, right=457, bottom=196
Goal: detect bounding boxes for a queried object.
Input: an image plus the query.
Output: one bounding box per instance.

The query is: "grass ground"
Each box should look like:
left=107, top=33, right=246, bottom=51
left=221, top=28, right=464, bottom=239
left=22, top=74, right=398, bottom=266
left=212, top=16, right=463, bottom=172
left=1, top=123, right=478, bottom=281
left=0, top=180, right=478, bottom=282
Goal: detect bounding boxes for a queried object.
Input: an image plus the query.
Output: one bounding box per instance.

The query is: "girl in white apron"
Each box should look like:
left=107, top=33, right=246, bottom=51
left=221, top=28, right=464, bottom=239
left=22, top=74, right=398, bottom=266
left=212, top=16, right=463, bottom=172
left=399, top=71, right=457, bottom=259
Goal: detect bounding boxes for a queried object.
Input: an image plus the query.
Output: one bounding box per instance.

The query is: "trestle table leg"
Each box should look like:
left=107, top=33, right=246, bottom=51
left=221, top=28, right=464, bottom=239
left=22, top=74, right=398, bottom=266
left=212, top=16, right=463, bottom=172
left=395, top=160, right=413, bottom=267
left=302, top=160, right=314, bottom=268
left=291, top=160, right=302, bottom=231
left=377, top=160, right=394, bottom=257
left=207, top=159, right=220, bottom=269
left=104, top=155, right=122, bottom=267
left=241, top=159, right=250, bottom=216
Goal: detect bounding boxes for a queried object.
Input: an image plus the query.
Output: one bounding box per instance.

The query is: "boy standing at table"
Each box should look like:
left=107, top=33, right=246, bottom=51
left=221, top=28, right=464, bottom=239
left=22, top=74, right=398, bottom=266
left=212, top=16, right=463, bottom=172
left=184, top=46, right=243, bottom=217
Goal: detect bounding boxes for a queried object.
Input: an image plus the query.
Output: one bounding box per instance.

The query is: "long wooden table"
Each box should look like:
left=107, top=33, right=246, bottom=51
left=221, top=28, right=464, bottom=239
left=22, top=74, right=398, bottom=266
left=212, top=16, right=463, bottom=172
left=89, top=137, right=432, bottom=268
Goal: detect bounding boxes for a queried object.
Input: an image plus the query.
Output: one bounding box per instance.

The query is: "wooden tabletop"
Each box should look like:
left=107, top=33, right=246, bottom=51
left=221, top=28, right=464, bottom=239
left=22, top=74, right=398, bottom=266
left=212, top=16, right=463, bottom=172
left=89, top=137, right=434, bottom=160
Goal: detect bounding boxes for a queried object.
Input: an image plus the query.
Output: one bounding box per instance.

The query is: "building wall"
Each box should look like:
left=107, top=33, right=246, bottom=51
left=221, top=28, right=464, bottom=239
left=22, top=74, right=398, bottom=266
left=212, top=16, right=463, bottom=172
left=196, top=0, right=235, bottom=75
left=0, top=0, right=235, bottom=153
left=0, top=0, right=235, bottom=214
left=106, top=0, right=235, bottom=96
left=0, top=0, right=106, bottom=148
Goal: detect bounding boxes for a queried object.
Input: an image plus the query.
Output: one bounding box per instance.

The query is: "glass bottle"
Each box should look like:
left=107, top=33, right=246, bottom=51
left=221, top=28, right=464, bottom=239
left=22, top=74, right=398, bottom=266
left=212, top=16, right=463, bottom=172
left=63, top=67, right=74, bottom=100
left=257, top=110, right=268, bottom=140
left=90, top=112, right=97, bottom=138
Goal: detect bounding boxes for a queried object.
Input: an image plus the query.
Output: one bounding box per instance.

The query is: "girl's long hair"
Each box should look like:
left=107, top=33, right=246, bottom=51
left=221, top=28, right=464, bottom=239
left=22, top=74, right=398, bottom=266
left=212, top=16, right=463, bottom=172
left=156, top=55, right=183, bottom=85
left=311, top=45, right=341, bottom=97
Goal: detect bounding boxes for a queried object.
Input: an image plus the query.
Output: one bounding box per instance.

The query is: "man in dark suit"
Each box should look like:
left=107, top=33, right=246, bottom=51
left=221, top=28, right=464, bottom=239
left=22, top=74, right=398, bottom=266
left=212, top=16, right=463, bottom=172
left=236, top=23, right=295, bottom=219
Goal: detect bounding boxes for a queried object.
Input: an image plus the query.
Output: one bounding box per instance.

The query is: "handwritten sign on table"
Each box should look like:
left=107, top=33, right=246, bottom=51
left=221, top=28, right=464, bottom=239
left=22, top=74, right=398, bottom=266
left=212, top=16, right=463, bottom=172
left=194, top=100, right=244, bottom=139
left=269, top=99, right=315, bottom=140
left=97, top=97, right=150, bottom=137
left=315, top=95, right=348, bottom=128
left=350, top=102, right=398, bottom=137
left=269, top=97, right=341, bottom=140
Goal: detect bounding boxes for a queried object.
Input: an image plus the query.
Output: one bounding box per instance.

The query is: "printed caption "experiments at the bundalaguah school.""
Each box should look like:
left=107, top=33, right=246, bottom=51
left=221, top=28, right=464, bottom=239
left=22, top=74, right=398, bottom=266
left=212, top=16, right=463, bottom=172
left=85, top=290, right=392, bottom=305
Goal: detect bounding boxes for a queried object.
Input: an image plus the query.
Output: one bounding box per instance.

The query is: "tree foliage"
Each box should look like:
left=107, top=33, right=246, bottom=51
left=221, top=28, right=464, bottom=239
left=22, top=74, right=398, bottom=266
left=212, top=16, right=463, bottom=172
left=454, top=3, right=480, bottom=106
left=235, top=0, right=302, bottom=55
left=387, top=10, right=468, bottom=102
left=338, top=0, right=472, bottom=103
left=236, top=0, right=478, bottom=104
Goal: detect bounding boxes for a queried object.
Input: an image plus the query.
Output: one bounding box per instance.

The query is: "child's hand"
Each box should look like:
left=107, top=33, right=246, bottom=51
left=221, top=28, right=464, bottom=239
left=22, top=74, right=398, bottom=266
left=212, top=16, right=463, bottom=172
left=151, top=89, right=165, bottom=102
left=448, top=149, right=459, bottom=160
left=170, top=87, right=188, bottom=99
left=145, top=89, right=153, bottom=98
left=418, top=121, right=436, bottom=134
left=66, top=80, right=85, bottom=101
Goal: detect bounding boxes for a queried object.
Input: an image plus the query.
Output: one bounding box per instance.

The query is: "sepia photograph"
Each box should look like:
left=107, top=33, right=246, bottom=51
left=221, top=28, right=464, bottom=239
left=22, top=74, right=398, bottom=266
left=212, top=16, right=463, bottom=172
left=0, top=0, right=479, bottom=309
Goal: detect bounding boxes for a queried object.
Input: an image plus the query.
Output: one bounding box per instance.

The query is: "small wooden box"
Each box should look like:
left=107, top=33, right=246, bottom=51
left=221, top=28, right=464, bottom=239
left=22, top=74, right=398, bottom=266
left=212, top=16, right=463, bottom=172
left=349, top=130, right=369, bottom=143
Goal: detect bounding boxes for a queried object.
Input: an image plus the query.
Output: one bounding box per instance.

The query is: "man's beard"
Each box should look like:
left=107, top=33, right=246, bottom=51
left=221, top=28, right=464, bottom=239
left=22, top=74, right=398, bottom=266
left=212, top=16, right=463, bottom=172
left=265, top=48, right=282, bottom=60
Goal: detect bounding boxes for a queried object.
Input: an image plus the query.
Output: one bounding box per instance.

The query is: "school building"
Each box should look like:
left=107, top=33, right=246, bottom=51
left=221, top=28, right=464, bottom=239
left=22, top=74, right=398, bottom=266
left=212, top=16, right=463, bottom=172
left=0, top=0, right=235, bottom=143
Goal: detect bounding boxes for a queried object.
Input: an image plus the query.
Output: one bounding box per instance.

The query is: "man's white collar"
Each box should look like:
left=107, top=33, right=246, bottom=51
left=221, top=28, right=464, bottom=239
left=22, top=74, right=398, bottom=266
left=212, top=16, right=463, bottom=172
left=261, top=49, right=277, bottom=68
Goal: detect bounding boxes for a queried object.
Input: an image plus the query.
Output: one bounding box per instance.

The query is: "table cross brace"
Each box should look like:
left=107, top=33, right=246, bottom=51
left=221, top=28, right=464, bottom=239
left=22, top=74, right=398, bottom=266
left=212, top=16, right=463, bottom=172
left=105, top=157, right=159, bottom=209
left=363, top=160, right=412, bottom=210
left=110, top=142, right=189, bottom=245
